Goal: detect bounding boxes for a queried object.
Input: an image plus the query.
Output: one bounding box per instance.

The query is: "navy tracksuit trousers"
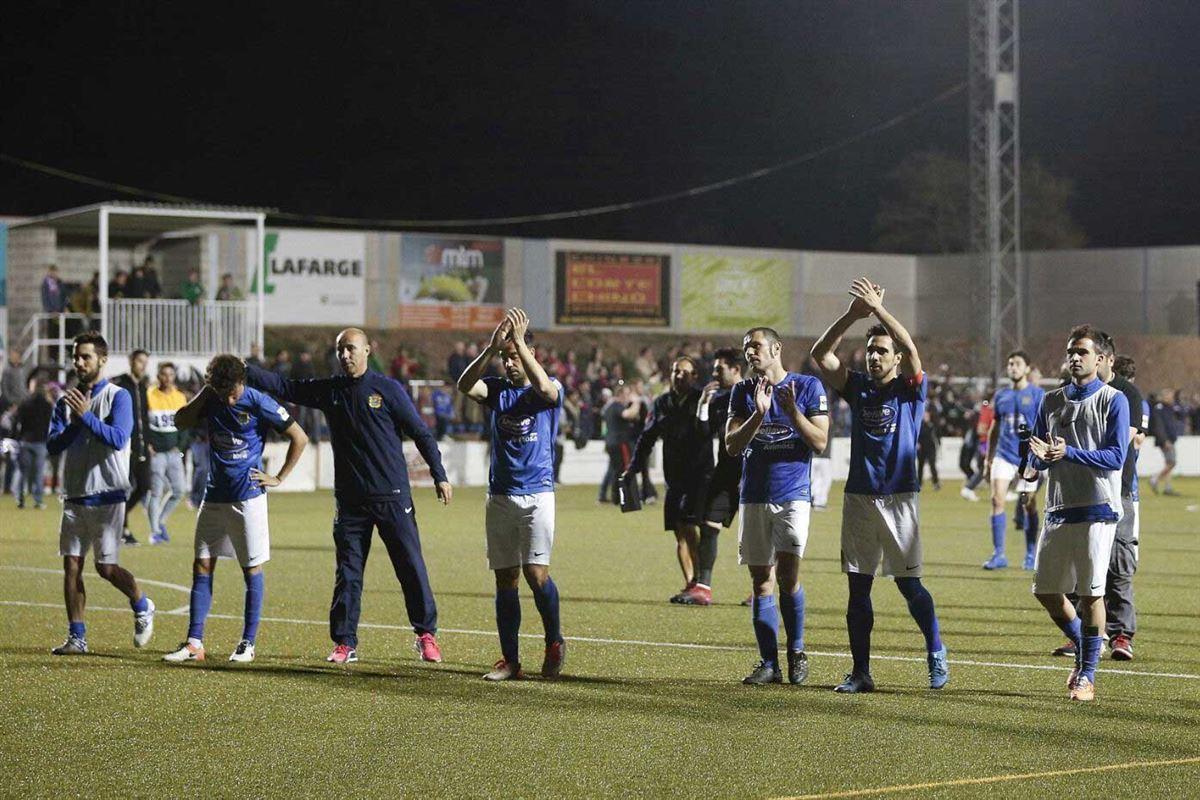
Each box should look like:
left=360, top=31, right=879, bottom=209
left=330, top=498, right=438, bottom=646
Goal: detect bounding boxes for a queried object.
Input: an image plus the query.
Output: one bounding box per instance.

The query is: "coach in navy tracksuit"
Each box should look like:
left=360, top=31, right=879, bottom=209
left=246, top=328, right=452, bottom=665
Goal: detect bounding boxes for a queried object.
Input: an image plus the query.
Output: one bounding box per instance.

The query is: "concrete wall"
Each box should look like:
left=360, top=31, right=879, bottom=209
left=7, top=219, right=1199, bottom=362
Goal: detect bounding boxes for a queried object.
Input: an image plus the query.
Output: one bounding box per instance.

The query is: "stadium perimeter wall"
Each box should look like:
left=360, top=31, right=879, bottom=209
left=5, top=222, right=1199, bottom=387
left=259, top=436, right=1200, bottom=492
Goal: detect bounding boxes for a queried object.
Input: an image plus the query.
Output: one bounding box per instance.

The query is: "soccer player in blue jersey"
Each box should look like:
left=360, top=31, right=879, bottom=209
left=458, top=309, right=565, bottom=681
left=1027, top=325, right=1129, bottom=701
left=725, top=328, right=829, bottom=685
left=982, top=351, right=1046, bottom=571
left=162, top=355, right=308, bottom=663
left=812, top=278, right=948, bottom=693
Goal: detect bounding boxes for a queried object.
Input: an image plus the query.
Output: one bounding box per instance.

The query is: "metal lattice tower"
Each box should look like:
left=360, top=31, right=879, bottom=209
left=969, top=0, right=1021, bottom=380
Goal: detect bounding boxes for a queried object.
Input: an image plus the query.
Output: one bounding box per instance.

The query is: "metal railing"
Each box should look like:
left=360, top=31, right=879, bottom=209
left=108, top=299, right=258, bottom=356
left=17, top=313, right=92, bottom=379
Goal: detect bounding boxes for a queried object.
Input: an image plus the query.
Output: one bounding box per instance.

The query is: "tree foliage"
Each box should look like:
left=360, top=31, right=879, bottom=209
left=871, top=151, right=1086, bottom=253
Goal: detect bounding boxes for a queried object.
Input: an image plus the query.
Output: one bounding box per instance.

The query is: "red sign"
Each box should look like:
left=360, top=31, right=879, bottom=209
left=555, top=251, right=670, bottom=327
left=395, top=303, right=507, bottom=330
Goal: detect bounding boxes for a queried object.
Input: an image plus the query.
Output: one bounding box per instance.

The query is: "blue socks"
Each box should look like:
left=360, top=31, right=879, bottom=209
left=531, top=578, right=562, bottom=645
left=1055, top=616, right=1083, bottom=672
left=846, top=574, right=874, bottom=675
left=496, top=587, right=521, bottom=664
left=131, top=593, right=150, bottom=613
left=779, top=587, right=806, bottom=653
left=1081, top=632, right=1104, bottom=682
left=188, top=574, right=213, bottom=641
left=69, top=621, right=86, bottom=639
left=242, top=572, right=264, bottom=644
left=751, top=595, right=780, bottom=667
left=990, top=512, right=1006, bottom=554
left=896, top=577, right=943, bottom=654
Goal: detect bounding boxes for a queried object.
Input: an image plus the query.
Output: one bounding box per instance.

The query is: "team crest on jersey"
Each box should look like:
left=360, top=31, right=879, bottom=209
left=235, top=411, right=251, bottom=426
left=754, top=423, right=794, bottom=443
left=498, top=414, right=535, bottom=437
left=368, top=393, right=383, bottom=409
left=859, top=404, right=895, bottom=430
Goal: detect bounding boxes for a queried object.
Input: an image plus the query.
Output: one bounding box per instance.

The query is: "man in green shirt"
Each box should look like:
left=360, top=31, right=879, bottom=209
left=180, top=270, right=205, bottom=305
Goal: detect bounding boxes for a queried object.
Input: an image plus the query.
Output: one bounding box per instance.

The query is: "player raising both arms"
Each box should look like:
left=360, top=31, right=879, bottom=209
left=811, top=278, right=948, bottom=693
left=1028, top=326, right=1129, bottom=701
left=726, top=328, right=828, bottom=685
left=162, top=355, right=308, bottom=663
left=458, top=309, right=566, bottom=681
left=981, top=351, right=1045, bottom=571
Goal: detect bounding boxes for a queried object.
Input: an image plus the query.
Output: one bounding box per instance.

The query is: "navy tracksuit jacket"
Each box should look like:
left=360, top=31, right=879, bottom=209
left=247, top=365, right=448, bottom=645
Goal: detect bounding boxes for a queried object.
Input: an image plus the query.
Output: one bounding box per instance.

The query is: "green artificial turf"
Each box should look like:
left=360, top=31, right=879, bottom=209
left=2, top=480, right=1198, bottom=799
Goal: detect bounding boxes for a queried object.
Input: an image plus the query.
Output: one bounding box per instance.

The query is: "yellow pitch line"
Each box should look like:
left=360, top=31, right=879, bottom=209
left=773, top=755, right=1200, bottom=799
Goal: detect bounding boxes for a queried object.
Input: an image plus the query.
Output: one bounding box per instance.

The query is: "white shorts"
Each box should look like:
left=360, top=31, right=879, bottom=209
left=486, top=493, right=555, bottom=570
left=841, top=492, right=922, bottom=578
left=195, top=493, right=270, bottom=568
left=737, top=501, right=811, bottom=566
left=1032, top=518, right=1116, bottom=596
left=60, top=502, right=125, bottom=565
left=991, top=457, right=1038, bottom=494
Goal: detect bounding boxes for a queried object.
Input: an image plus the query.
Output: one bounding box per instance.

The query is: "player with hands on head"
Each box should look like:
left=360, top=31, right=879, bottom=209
left=726, top=327, right=829, bottom=686
left=163, top=354, right=308, bottom=663
left=811, top=277, right=948, bottom=694
left=458, top=308, right=566, bottom=680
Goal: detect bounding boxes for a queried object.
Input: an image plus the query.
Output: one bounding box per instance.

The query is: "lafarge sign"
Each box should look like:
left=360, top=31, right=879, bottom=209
left=256, top=229, right=366, bottom=325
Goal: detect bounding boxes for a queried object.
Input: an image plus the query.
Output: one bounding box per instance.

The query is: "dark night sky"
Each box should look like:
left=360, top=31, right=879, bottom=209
left=3, top=1, right=1199, bottom=250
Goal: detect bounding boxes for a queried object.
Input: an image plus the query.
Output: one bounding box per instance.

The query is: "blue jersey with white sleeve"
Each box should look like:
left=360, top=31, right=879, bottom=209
left=204, top=386, right=294, bottom=503
left=484, top=377, right=562, bottom=496
left=844, top=370, right=926, bottom=495
left=992, top=384, right=1045, bottom=464
left=730, top=373, right=827, bottom=504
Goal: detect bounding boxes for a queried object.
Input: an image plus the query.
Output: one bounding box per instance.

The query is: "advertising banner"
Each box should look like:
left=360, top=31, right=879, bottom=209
left=554, top=250, right=670, bottom=327
left=397, top=234, right=506, bottom=329
left=680, top=252, right=794, bottom=333
left=255, top=229, right=366, bottom=325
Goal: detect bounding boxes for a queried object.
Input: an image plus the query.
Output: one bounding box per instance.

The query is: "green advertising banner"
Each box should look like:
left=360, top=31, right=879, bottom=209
left=680, top=253, right=794, bottom=333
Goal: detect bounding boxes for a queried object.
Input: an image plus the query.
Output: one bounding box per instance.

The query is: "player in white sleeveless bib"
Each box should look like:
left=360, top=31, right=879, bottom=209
left=1028, top=325, right=1129, bottom=702
left=47, top=333, right=156, bottom=655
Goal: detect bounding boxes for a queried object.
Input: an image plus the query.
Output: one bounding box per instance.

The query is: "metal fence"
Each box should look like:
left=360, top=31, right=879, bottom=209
left=108, top=299, right=258, bottom=356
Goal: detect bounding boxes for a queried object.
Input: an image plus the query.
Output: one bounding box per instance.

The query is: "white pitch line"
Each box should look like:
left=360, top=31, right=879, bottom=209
left=2, top=565, right=193, bottom=614
left=2, top=598, right=1198, bottom=681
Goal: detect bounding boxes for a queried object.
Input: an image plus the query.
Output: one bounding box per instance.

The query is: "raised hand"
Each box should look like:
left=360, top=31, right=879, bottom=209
left=1029, top=435, right=1066, bottom=463
left=64, top=388, right=89, bottom=418
left=488, top=317, right=513, bottom=350
left=753, top=377, right=773, bottom=416
left=849, top=277, right=885, bottom=315
left=776, top=381, right=797, bottom=413
left=506, top=307, right=530, bottom=342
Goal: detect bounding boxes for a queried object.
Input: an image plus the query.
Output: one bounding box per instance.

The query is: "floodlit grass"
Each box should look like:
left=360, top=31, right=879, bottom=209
left=2, top=479, right=1198, bottom=799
